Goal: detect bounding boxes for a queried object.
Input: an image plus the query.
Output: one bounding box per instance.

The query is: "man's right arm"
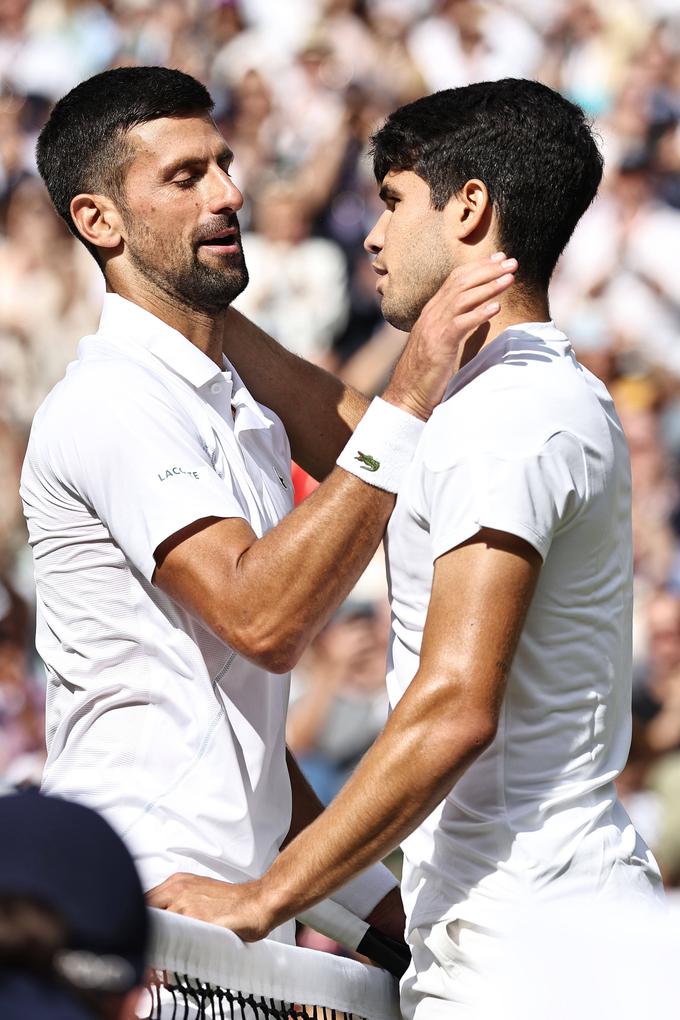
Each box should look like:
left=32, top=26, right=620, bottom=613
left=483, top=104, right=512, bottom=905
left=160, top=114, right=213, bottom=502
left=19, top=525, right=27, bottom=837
left=155, top=256, right=517, bottom=672
left=222, top=307, right=367, bottom=481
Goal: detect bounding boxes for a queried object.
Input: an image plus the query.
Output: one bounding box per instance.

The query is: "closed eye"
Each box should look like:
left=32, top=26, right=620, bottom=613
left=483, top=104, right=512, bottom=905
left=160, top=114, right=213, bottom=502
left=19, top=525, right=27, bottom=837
left=174, top=175, right=201, bottom=189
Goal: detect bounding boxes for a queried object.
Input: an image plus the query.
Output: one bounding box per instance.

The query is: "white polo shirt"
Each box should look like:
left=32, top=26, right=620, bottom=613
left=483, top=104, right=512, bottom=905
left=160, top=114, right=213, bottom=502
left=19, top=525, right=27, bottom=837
left=20, top=294, right=296, bottom=892
left=386, top=322, right=663, bottom=934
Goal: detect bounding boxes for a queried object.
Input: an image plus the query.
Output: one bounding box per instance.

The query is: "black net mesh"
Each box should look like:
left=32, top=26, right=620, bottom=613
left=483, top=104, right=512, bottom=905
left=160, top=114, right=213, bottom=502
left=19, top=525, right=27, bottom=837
left=143, top=970, right=360, bottom=1019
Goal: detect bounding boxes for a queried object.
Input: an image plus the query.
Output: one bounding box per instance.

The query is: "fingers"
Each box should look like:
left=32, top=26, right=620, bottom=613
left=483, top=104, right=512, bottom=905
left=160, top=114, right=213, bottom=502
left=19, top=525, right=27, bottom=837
left=147, top=876, right=178, bottom=909
left=422, top=252, right=517, bottom=325
left=453, top=272, right=516, bottom=316
left=440, top=253, right=517, bottom=295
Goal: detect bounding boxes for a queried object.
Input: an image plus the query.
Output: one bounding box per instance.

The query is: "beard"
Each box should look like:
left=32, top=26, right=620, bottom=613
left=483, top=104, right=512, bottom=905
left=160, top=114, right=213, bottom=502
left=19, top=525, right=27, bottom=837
left=380, top=234, right=455, bottom=332
left=125, top=214, right=249, bottom=314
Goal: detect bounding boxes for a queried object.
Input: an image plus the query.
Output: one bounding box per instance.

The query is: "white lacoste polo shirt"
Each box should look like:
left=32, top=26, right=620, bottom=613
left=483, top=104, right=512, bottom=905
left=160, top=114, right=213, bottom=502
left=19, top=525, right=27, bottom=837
left=20, top=294, right=296, bottom=892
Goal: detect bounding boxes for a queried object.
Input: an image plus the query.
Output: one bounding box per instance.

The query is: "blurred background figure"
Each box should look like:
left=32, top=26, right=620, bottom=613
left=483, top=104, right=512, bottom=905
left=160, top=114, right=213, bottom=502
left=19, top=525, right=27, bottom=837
left=287, top=595, right=391, bottom=805
left=1, top=0, right=680, bottom=936
left=234, top=180, right=348, bottom=364
left=0, top=788, right=148, bottom=1020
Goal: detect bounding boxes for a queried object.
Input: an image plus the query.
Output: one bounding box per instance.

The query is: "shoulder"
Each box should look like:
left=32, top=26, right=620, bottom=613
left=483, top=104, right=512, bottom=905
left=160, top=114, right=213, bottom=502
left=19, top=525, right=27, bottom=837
left=38, top=340, right=188, bottom=431
left=424, top=346, right=604, bottom=469
left=26, top=341, right=198, bottom=483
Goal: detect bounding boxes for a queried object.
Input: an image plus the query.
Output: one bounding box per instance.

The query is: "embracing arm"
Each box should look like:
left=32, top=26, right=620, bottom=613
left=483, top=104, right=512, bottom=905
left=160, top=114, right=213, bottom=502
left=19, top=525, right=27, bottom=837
left=223, top=308, right=367, bottom=480
left=149, top=527, right=541, bottom=934
left=155, top=257, right=517, bottom=673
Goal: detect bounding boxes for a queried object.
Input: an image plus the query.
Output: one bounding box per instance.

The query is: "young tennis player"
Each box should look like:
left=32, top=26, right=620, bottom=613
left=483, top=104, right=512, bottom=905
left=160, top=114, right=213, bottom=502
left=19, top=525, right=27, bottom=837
left=150, top=80, right=665, bottom=1016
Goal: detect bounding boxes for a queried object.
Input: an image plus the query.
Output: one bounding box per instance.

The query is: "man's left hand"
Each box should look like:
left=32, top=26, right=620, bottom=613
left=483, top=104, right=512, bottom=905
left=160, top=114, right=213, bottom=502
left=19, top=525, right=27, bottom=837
left=147, top=873, right=276, bottom=942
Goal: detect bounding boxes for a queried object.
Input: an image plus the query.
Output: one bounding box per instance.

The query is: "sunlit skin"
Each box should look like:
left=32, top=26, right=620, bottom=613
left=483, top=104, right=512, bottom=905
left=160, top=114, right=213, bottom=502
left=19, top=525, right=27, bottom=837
left=365, top=169, right=550, bottom=370
left=366, top=170, right=459, bottom=331
left=70, top=115, right=248, bottom=366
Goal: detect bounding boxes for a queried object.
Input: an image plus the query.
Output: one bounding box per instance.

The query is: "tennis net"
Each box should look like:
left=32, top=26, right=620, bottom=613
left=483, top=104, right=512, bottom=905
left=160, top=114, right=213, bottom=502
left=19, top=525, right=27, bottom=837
left=140, top=908, right=401, bottom=1020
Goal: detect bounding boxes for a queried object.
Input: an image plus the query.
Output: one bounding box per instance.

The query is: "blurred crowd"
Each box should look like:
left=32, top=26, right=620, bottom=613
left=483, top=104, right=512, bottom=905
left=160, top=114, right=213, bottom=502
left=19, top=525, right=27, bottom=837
left=2, top=0, right=680, bottom=912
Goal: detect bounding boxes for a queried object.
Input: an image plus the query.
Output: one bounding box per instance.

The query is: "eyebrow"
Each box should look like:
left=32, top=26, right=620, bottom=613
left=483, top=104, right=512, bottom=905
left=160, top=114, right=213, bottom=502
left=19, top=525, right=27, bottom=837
left=160, top=147, right=234, bottom=180
left=379, top=183, right=400, bottom=203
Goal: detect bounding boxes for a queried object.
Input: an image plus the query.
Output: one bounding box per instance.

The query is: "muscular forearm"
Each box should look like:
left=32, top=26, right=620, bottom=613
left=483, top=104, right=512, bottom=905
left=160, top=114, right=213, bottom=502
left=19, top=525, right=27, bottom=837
left=229, top=467, right=393, bottom=671
left=261, top=671, right=494, bottom=924
left=223, top=308, right=368, bottom=480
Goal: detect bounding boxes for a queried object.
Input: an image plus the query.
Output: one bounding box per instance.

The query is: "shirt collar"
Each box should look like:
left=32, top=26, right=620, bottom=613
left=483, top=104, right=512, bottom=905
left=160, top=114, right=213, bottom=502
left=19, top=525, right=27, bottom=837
left=444, top=320, right=570, bottom=400
left=97, top=293, right=224, bottom=390
left=225, top=357, right=273, bottom=435
left=97, top=293, right=272, bottom=433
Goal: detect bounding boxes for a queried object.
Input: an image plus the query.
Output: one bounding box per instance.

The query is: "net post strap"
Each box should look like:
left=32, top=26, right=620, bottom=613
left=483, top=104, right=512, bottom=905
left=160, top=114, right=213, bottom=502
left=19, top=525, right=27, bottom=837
left=147, top=908, right=401, bottom=1020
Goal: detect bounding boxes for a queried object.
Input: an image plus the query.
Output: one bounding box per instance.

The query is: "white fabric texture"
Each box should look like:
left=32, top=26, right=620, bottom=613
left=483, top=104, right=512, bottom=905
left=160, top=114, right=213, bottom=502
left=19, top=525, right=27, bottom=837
left=21, top=294, right=297, bottom=899
left=337, top=397, right=425, bottom=493
left=384, top=322, right=663, bottom=945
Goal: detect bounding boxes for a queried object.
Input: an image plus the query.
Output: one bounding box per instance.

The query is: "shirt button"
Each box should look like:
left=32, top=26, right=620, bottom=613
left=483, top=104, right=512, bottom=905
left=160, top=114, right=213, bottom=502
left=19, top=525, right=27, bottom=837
left=210, top=383, right=222, bottom=394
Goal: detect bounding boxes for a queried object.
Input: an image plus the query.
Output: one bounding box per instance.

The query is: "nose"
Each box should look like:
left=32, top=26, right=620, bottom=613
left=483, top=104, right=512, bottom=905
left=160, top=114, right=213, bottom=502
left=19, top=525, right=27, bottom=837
left=208, top=166, right=244, bottom=215
left=364, top=210, right=388, bottom=255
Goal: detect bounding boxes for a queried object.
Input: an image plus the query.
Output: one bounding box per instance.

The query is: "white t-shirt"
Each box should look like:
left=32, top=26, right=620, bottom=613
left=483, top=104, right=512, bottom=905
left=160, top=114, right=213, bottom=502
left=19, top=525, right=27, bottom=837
left=21, top=294, right=296, bottom=893
left=385, top=321, right=662, bottom=933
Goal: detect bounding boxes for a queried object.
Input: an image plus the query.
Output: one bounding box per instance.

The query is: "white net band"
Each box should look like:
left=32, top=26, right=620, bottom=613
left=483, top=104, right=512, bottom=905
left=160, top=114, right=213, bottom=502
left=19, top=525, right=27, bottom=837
left=143, top=908, right=401, bottom=1020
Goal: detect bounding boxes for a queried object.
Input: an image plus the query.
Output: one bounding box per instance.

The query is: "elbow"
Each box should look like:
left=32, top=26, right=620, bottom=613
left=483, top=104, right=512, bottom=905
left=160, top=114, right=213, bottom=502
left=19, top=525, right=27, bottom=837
left=218, top=617, right=305, bottom=675
left=254, top=640, right=302, bottom=675
left=434, top=710, right=499, bottom=781
left=458, top=713, right=498, bottom=763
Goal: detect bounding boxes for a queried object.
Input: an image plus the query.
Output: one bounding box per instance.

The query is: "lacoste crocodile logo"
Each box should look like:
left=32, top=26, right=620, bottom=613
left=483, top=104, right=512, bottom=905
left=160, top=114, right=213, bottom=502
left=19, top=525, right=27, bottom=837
left=355, top=451, right=380, bottom=472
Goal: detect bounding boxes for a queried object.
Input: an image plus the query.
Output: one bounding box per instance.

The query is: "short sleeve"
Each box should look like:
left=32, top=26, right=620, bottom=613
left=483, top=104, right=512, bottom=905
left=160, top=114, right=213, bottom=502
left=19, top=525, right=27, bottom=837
left=425, top=431, right=588, bottom=563
left=63, top=377, right=247, bottom=581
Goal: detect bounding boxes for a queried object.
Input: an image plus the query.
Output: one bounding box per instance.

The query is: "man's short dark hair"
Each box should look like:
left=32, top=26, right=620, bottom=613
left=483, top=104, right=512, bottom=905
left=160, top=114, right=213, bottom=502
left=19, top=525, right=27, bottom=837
left=371, top=79, right=603, bottom=291
left=37, top=66, right=213, bottom=260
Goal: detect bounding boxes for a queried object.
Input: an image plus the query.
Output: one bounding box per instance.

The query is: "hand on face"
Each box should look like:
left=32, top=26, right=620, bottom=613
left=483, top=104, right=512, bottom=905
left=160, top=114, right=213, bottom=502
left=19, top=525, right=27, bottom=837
left=383, top=251, right=517, bottom=421
left=147, top=872, right=275, bottom=941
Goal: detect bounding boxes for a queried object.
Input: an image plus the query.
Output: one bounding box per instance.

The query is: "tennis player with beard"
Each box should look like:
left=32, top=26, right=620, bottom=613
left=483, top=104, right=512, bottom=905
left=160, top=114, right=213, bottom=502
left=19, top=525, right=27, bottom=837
left=20, top=66, right=515, bottom=956
left=152, top=81, right=665, bottom=1015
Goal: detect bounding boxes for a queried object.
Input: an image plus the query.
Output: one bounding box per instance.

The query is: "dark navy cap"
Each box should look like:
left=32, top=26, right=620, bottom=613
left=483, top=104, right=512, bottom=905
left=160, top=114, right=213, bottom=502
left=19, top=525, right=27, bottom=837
left=0, top=788, right=148, bottom=1014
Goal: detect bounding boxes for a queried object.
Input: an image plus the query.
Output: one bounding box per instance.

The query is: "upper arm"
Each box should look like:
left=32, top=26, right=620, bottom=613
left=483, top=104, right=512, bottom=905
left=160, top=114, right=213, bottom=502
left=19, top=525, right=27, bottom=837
left=222, top=308, right=368, bottom=480
left=418, top=528, right=542, bottom=737
left=152, top=515, right=260, bottom=656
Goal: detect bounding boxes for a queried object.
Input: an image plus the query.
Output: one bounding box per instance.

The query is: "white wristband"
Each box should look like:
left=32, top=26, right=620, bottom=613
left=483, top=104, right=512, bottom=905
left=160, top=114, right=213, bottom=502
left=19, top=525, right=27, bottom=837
left=336, top=397, right=425, bottom=493
left=330, top=861, right=399, bottom=920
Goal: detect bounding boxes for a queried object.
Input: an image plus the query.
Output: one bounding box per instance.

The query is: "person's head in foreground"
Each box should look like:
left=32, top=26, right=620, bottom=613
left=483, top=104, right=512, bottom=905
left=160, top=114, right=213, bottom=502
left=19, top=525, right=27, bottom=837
left=0, top=789, right=148, bottom=1020
left=366, top=78, right=604, bottom=330
left=37, top=66, right=249, bottom=318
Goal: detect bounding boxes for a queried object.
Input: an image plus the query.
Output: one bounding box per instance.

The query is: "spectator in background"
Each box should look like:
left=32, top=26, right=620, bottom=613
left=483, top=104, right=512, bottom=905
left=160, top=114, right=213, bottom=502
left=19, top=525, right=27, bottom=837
left=0, top=177, right=102, bottom=420
left=287, top=598, right=391, bottom=804
left=0, top=788, right=148, bottom=1020
left=635, top=589, right=680, bottom=755
left=618, top=588, right=680, bottom=898
left=234, top=180, right=348, bottom=363
left=0, top=574, right=43, bottom=786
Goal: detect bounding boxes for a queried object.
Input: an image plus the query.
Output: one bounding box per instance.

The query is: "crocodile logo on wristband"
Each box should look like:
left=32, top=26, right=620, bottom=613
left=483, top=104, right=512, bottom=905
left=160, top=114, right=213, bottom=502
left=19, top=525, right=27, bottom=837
left=355, top=451, right=380, bottom=472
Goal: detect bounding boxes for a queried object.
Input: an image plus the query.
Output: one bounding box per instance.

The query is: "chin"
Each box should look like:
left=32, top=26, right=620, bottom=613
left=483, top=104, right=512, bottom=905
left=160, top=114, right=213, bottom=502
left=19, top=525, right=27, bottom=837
left=381, top=299, right=420, bottom=334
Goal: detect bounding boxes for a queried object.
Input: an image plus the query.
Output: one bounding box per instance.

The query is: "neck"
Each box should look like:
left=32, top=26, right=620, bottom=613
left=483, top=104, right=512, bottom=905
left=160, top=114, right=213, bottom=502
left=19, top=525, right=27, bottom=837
left=456, top=290, right=551, bottom=372
left=105, top=278, right=227, bottom=367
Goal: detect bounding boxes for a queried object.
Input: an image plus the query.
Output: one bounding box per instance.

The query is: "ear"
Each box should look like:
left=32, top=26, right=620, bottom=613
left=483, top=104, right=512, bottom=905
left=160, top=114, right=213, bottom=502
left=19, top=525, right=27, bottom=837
left=70, top=193, right=124, bottom=252
left=447, top=178, right=491, bottom=241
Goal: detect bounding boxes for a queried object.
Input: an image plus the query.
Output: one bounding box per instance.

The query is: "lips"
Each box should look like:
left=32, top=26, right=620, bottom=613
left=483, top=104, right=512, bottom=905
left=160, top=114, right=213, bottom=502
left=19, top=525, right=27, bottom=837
left=372, top=262, right=387, bottom=293
left=196, top=220, right=240, bottom=252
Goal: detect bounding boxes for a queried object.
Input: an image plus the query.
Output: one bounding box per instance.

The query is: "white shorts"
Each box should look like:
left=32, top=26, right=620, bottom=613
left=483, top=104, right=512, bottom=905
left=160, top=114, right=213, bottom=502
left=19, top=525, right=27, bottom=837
left=401, top=888, right=673, bottom=1020
left=401, top=917, right=500, bottom=1020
